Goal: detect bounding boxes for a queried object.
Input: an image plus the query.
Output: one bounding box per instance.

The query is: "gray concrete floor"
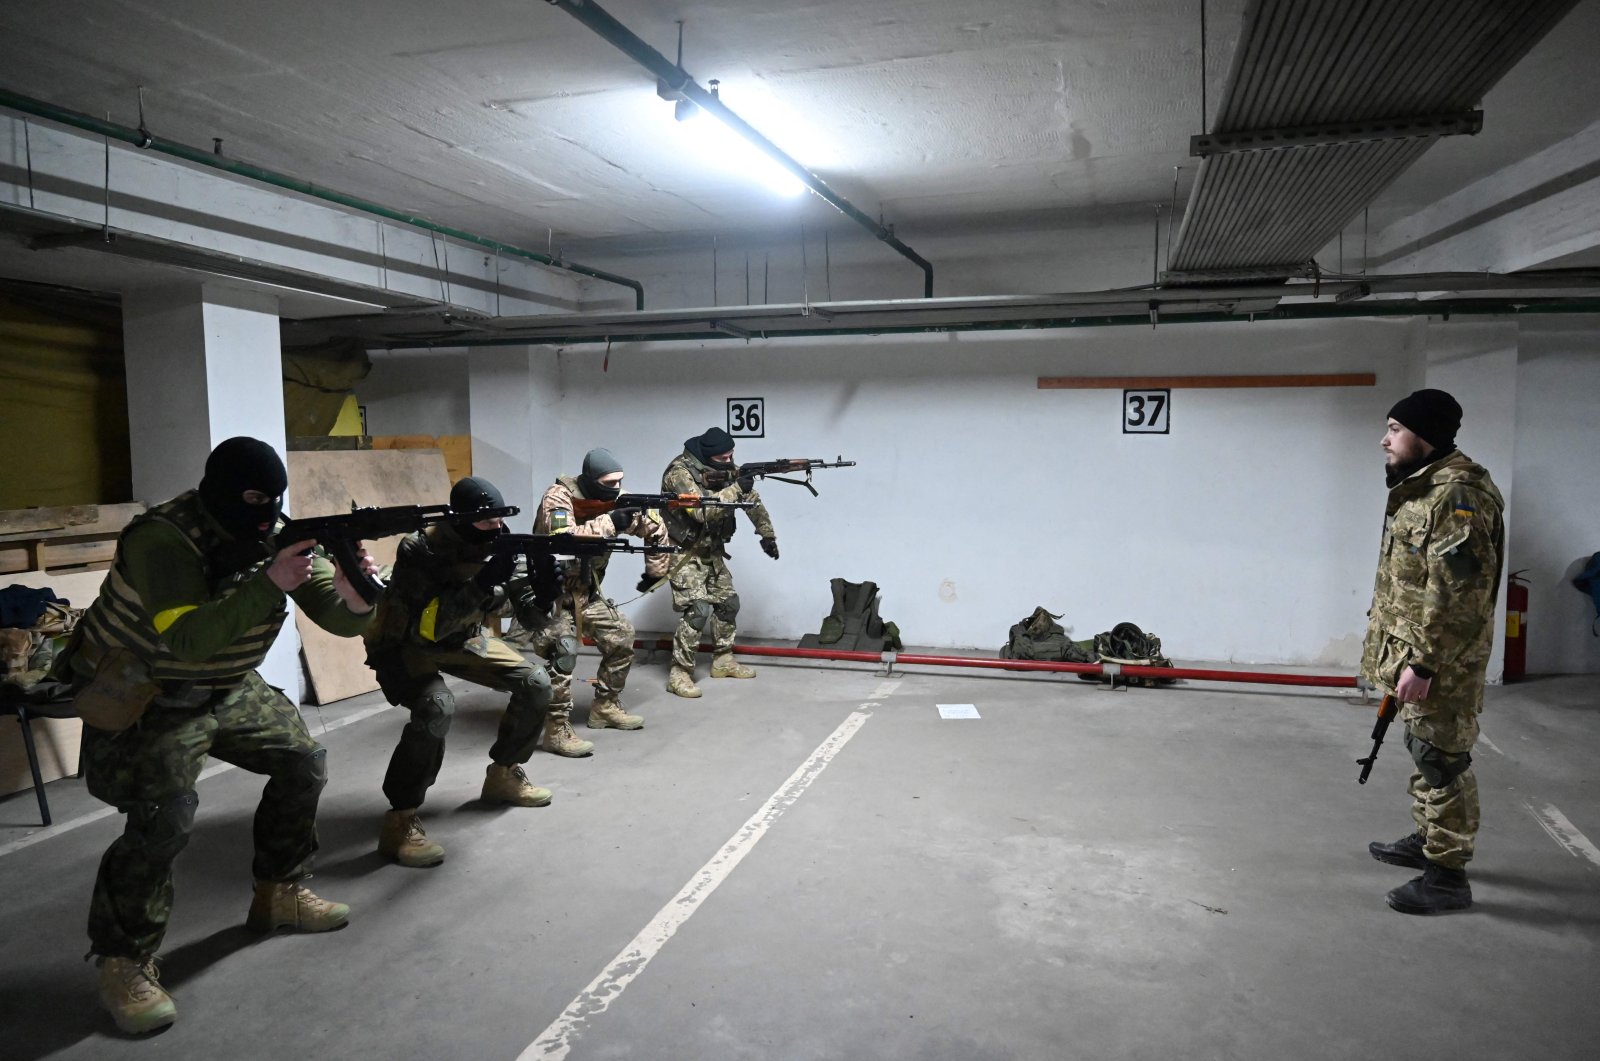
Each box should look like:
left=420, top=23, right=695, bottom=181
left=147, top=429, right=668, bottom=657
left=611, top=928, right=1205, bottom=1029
left=1, top=648, right=1597, bottom=1060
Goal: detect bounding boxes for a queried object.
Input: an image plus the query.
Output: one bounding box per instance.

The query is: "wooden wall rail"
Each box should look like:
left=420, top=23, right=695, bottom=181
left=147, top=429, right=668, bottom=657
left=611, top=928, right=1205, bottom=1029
left=1038, top=373, right=1376, bottom=389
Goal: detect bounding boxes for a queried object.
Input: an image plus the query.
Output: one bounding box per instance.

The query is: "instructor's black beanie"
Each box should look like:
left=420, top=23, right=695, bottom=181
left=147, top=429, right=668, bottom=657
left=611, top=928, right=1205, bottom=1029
left=684, top=427, right=736, bottom=464
left=1388, top=389, right=1462, bottom=452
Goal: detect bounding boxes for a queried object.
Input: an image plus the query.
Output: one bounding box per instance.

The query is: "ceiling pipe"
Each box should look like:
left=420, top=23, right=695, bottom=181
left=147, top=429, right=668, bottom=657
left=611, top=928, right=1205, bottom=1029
left=350, top=295, right=1600, bottom=349
left=0, top=86, right=646, bottom=310
left=544, top=0, right=935, bottom=298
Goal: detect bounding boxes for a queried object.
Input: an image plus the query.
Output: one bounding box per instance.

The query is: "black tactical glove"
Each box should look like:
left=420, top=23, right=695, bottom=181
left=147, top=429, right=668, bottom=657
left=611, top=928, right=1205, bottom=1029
left=636, top=574, right=656, bottom=593
left=473, top=548, right=516, bottom=592
left=737, top=473, right=755, bottom=493
left=760, top=537, right=779, bottom=560
left=609, top=507, right=640, bottom=535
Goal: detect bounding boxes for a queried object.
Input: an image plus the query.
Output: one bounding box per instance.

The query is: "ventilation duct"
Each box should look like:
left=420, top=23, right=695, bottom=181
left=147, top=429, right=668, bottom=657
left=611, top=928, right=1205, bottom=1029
left=1167, top=0, right=1582, bottom=282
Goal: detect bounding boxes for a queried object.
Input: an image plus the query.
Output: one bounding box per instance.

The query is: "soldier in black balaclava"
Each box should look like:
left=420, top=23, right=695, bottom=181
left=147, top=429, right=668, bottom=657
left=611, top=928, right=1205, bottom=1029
left=363, top=475, right=556, bottom=869
left=56, top=436, right=377, bottom=1036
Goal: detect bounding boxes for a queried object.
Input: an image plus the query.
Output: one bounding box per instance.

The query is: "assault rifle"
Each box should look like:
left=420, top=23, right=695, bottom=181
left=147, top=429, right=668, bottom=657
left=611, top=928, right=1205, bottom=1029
left=570, top=493, right=753, bottom=522
left=277, top=502, right=520, bottom=605
left=493, top=533, right=680, bottom=614
left=706, top=456, right=856, bottom=496
left=1356, top=693, right=1399, bottom=784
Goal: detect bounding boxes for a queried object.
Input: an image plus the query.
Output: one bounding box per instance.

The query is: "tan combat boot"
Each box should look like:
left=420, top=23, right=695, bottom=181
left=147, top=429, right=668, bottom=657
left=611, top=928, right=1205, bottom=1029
left=710, top=653, right=756, bottom=679
left=483, top=762, right=553, bottom=806
left=542, top=716, right=595, bottom=757
left=378, top=808, right=445, bottom=867
left=667, top=665, right=702, bottom=698
left=97, top=956, right=176, bottom=1035
left=246, top=880, right=350, bottom=934
left=588, top=697, right=644, bottom=730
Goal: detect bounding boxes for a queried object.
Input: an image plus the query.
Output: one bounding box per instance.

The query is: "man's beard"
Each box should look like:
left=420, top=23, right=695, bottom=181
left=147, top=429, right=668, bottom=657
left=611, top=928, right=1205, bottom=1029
left=1385, top=449, right=1436, bottom=488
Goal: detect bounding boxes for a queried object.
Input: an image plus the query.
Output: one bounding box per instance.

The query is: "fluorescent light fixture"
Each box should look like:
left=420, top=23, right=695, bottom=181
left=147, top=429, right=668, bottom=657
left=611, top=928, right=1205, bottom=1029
left=671, top=93, right=807, bottom=198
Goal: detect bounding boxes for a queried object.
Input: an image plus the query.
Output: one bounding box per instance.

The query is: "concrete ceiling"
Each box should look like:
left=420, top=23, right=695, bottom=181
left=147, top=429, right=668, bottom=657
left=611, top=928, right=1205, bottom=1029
left=2, top=0, right=1598, bottom=256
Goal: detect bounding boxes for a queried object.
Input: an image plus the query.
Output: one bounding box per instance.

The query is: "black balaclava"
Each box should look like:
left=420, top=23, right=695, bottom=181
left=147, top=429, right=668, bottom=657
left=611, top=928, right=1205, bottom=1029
left=198, top=437, right=287, bottom=542
left=1386, top=389, right=1462, bottom=486
left=684, top=427, right=736, bottom=466
left=578, top=447, right=625, bottom=501
left=450, top=476, right=506, bottom=542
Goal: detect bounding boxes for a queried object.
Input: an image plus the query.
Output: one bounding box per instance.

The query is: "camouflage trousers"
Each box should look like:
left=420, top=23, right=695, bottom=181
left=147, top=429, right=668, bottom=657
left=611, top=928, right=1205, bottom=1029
left=525, top=593, right=637, bottom=716
left=669, top=552, right=739, bottom=671
left=370, top=634, right=551, bottom=811
left=83, top=670, right=325, bottom=959
left=1400, top=690, right=1482, bottom=870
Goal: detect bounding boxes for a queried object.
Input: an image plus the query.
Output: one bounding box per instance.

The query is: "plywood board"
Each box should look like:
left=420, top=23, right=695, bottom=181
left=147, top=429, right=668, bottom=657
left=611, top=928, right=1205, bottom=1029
left=371, top=434, right=472, bottom=486
left=287, top=450, right=454, bottom=705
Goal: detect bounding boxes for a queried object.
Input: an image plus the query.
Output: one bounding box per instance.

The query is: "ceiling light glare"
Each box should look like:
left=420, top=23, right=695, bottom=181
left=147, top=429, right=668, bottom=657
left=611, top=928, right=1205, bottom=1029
left=677, top=100, right=807, bottom=198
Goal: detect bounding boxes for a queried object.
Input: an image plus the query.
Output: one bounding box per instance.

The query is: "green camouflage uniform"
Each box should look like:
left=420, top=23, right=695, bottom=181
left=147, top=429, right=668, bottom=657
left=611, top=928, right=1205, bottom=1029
left=522, top=476, right=671, bottom=715
left=660, top=451, right=775, bottom=670
left=55, top=491, right=371, bottom=959
left=364, top=522, right=551, bottom=810
left=1361, top=450, right=1505, bottom=869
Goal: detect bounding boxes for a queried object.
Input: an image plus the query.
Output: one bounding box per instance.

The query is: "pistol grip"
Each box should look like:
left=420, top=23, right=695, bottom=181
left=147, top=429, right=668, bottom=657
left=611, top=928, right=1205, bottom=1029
left=327, top=536, right=384, bottom=605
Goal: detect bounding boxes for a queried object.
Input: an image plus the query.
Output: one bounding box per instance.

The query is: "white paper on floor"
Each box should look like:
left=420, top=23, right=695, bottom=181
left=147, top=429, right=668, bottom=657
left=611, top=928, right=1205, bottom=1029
left=937, top=703, right=981, bottom=719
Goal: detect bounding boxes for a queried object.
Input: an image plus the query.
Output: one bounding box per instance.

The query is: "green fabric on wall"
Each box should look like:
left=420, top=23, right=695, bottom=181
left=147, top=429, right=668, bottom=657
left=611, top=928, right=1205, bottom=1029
left=0, top=291, right=131, bottom=508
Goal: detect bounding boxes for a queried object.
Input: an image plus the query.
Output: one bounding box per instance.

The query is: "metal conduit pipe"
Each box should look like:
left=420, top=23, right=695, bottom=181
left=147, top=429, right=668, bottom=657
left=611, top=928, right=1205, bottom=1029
left=0, top=86, right=647, bottom=310
left=594, top=638, right=1361, bottom=689
left=544, top=0, right=936, bottom=298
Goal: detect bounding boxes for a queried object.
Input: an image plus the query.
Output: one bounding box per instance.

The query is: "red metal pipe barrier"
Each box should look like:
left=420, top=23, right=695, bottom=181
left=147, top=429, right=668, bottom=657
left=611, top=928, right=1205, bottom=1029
left=593, top=638, right=1360, bottom=690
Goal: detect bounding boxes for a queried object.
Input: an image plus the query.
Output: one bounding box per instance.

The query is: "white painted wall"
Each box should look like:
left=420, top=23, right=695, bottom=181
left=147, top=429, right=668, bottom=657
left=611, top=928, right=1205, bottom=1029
left=466, top=346, right=563, bottom=517
left=360, top=348, right=471, bottom=437
left=1510, top=318, right=1600, bottom=675
left=532, top=317, right=1415, bottom=666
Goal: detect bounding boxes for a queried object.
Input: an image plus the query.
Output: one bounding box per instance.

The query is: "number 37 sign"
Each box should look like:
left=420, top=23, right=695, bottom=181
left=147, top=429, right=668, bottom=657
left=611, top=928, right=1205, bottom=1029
left=1123, top=389, right=1170, bottom=434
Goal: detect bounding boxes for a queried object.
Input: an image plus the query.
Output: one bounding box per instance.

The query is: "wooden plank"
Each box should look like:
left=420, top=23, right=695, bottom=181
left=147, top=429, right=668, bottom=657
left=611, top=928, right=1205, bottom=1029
left=1037, top=373, right=1377, bottom=389
left=371, top=434, right=472, bottom=485
left=287, top=449, right=454, bottom=705
left=0, top=504, right=98, bottom=536
left=0, top=503, right=144, bottom=544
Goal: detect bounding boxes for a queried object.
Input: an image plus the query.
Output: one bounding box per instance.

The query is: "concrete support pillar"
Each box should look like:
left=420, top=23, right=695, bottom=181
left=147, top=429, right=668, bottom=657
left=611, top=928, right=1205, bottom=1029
left=1421, top=319, right=1519, bottom=683
left=121, top=282, right=300, bottom=695
left=466, top=345, right=561, bottom=519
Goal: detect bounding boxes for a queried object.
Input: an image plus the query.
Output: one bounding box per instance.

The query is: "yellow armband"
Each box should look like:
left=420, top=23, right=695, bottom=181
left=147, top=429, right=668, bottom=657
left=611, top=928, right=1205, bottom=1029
left=419, top=598, right=441, bottom=641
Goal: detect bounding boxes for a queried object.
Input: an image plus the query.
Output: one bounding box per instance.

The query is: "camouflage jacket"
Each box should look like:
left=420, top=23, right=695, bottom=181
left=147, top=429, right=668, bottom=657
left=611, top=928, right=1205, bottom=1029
left=535, top=475, right=671, bottom=598
left=660, top=450, right=775, bottom=556
left=365, top=522, right=497, bottom=651
left=1360, top=450, right=1504, bottom=710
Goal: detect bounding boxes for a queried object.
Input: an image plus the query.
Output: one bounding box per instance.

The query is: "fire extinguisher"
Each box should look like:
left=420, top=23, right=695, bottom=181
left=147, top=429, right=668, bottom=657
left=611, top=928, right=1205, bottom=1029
left=1505, top=570, right=1530, bottom=682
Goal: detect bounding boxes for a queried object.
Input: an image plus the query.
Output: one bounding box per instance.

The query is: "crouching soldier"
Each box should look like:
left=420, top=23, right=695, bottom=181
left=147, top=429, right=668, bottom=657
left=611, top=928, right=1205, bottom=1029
left=52, top=437, right=377, bottom=1035
left=364, top=476, right=554, bottom=868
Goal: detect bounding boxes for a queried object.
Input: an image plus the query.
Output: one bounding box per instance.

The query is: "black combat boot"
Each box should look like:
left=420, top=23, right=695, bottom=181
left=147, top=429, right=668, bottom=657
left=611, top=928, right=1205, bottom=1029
left=1386, top=862, right=1472, bottom=915
left=1368, top=831, right=1428, bottom=869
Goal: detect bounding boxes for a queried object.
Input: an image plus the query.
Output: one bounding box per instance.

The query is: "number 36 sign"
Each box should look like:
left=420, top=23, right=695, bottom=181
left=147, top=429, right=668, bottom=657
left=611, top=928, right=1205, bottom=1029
left=1123, top=389, right=1170, bottom=434
left=727, top=397, right=765, bottom=438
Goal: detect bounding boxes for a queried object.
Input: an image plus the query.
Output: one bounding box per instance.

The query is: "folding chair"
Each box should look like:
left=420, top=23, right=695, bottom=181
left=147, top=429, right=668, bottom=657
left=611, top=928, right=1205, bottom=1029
left=1, top=680, right=79, bottom=827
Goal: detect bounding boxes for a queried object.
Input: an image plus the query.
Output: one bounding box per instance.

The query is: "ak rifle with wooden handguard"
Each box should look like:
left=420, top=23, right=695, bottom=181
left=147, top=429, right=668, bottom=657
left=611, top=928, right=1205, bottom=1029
left=277, top=502, right=520, bottom=605
left=707, top=456, right=856, bottom=496
left=1356, top=693, right=1399, bottom=784
left=569, top=492, right=753, bottom=522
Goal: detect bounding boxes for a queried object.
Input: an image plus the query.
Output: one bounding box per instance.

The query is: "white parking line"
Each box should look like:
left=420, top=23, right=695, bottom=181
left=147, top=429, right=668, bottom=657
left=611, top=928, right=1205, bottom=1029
left=519, top=692, right=885, bottom=1061
left=0, top=701, right=394, bottom=860
left=1524, top=801, right=1600, bottom=868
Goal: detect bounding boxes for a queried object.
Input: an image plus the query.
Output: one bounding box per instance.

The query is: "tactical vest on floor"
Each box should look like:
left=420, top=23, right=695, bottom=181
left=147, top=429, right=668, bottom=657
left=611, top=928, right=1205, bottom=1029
left=999, top=607, right=1095, bottom=663
left=799, top=578, right=902, bottom=652
left=74, top=491, right=285, bottom=686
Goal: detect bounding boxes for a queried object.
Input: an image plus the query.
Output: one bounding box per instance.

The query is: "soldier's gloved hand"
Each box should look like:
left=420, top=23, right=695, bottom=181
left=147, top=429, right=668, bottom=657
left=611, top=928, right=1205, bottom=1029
left=474, top=548, right=516, bottom=592
left=737, top=472, right=755, bottom=493
left=609, top=507, right=640, bottom=535
left=704, top=468, right=731, bottom=489
left=760, top=537, right=779, bottom=560
left=636, top=574, right=656, bottom=593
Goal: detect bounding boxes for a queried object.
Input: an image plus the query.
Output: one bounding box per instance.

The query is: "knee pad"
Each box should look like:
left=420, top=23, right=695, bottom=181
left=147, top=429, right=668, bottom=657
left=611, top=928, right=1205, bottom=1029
left=281, top=747, right=329, bottom=798
left=1406, top=732, right=1473, bottom=788
left=549, top=635, right=580, bottom=676
left=683, top=600, right=714, bottom=632
left=407, top=688, right=457, bottom=739
left=713, top=593, right=741, bottom=623
left=127, top=791, right=199, bottom=861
